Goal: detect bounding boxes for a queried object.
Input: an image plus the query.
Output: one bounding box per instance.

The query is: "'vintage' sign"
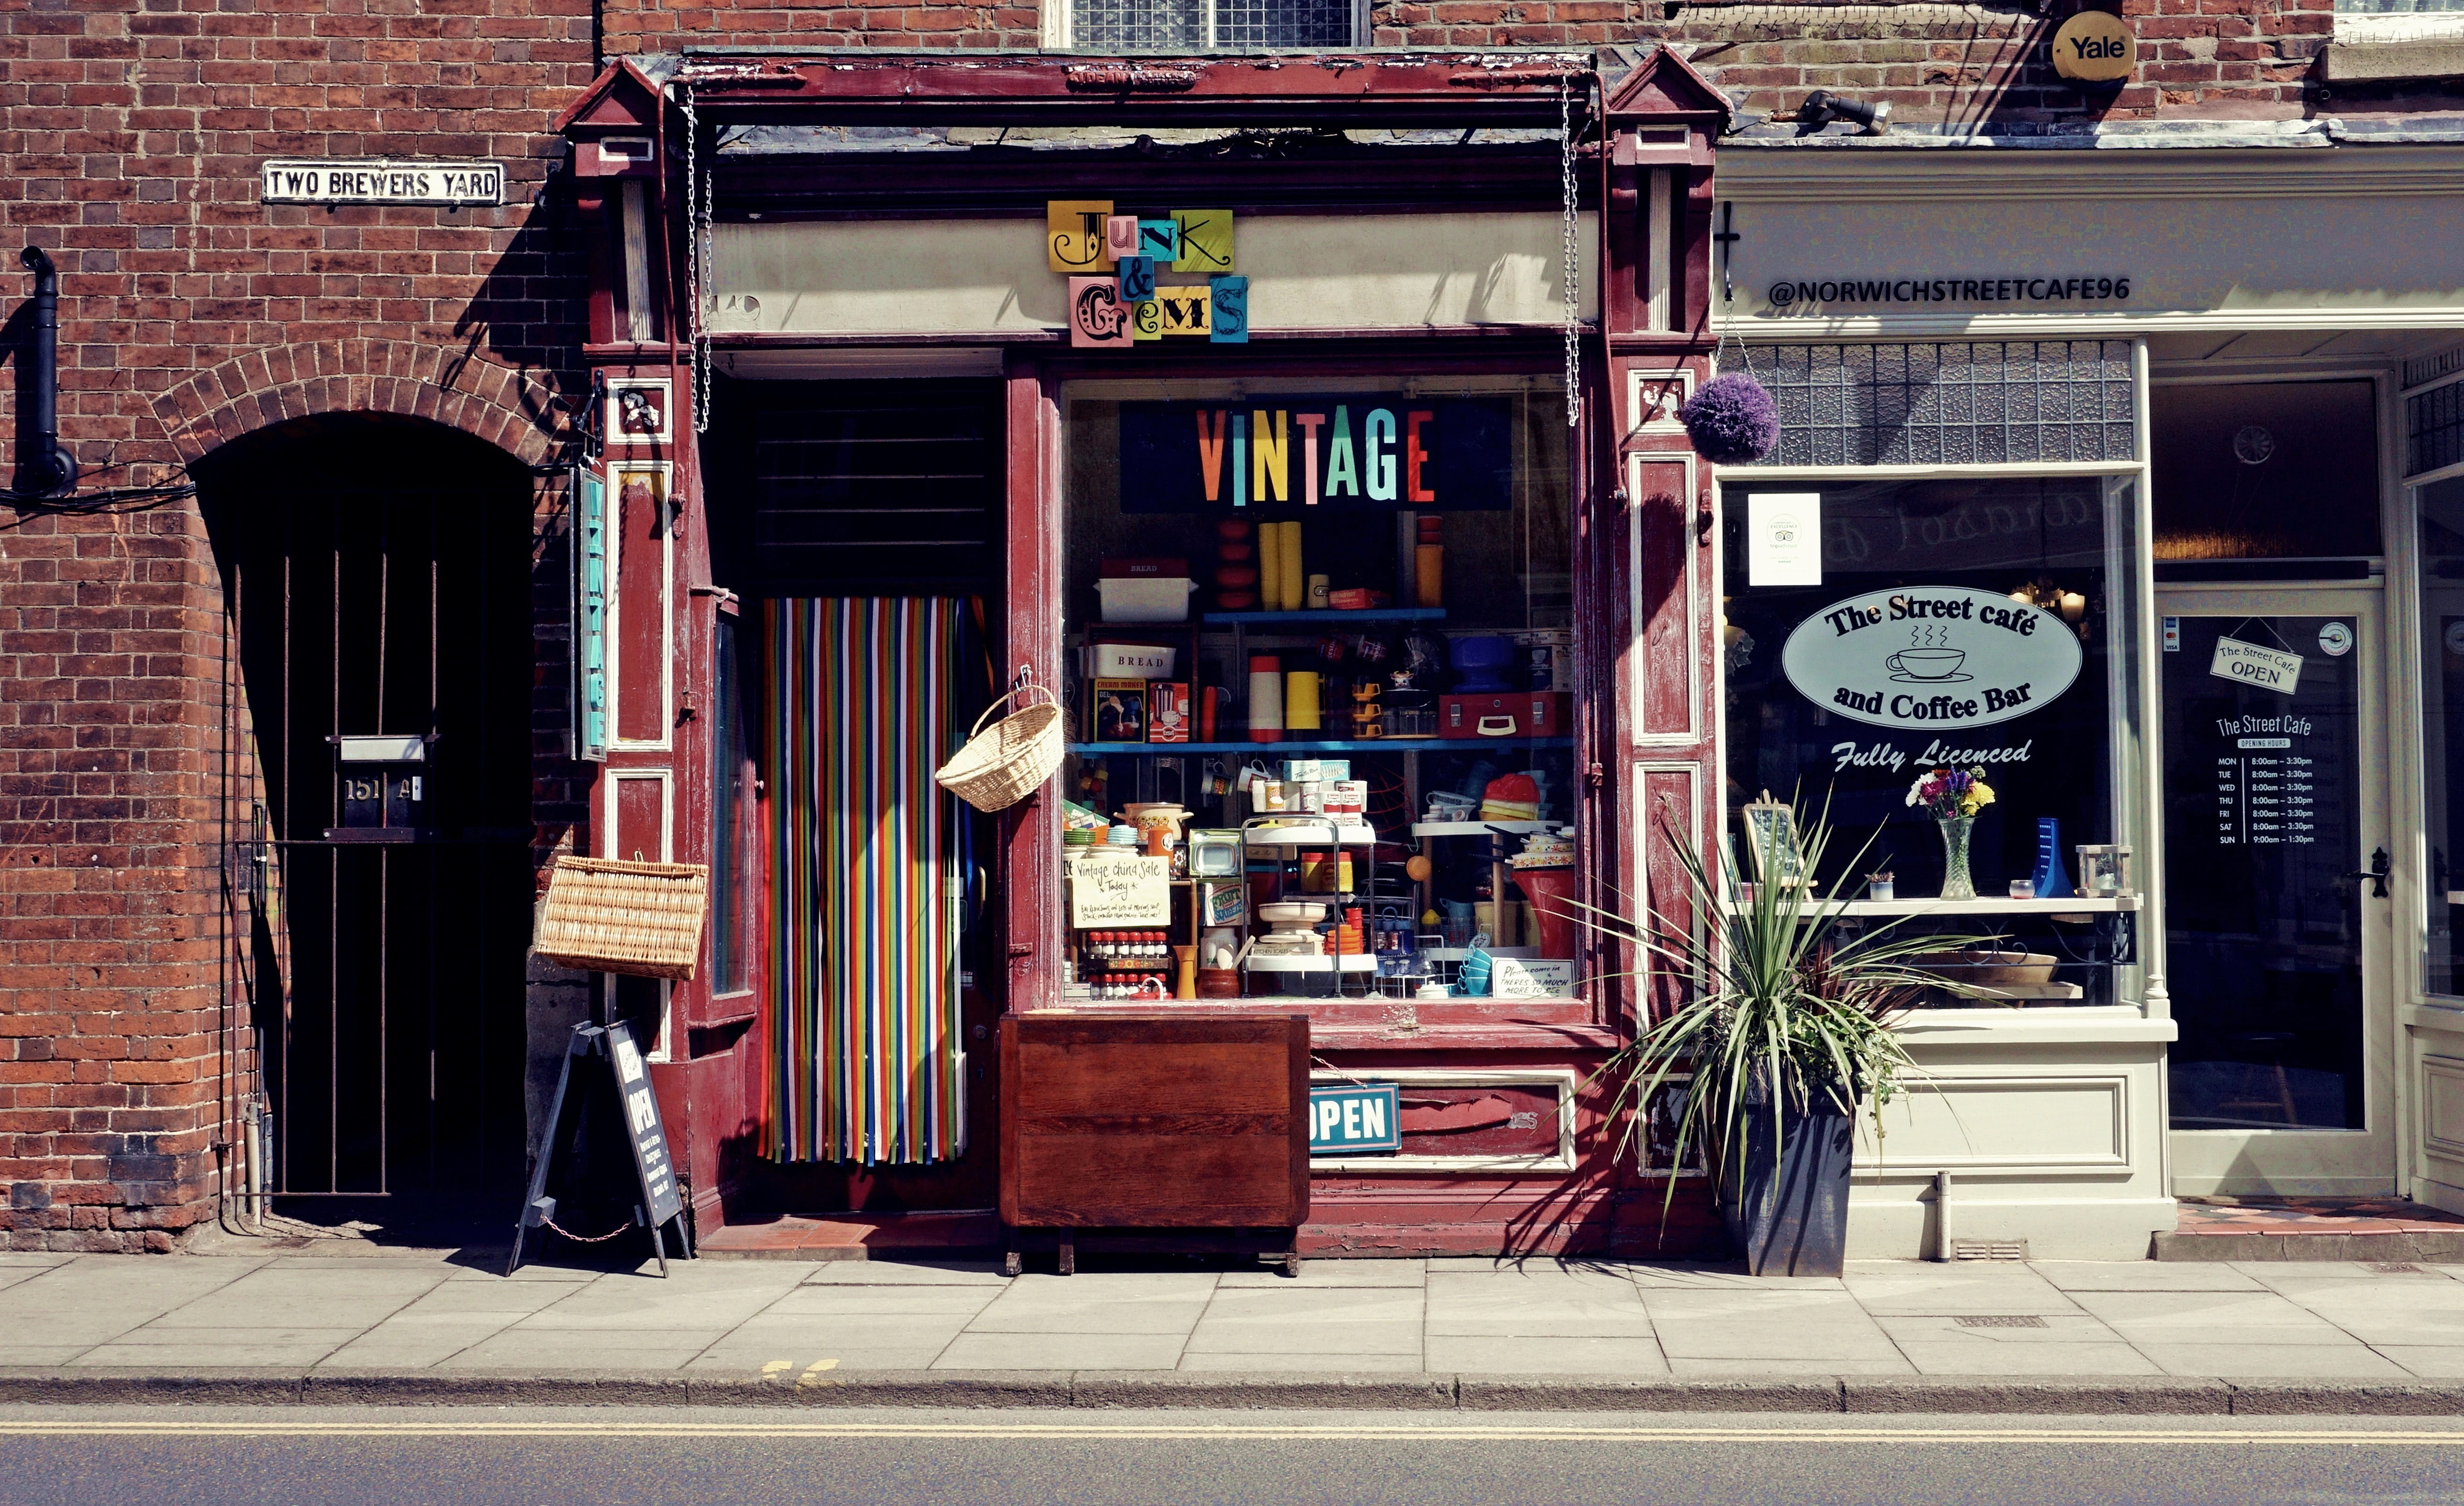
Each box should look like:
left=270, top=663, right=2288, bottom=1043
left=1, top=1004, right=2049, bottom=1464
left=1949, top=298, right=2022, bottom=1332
left=261, top=159, right=505, bottom=207
left=1118, top=395, right=1514, bottom=512
left=1780, top=586, right=2084, bottom=732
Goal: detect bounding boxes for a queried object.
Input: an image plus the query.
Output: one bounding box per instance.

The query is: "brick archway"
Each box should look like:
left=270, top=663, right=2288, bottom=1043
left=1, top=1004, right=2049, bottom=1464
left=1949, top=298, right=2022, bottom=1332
left=151, top=338, right=572, bottom=469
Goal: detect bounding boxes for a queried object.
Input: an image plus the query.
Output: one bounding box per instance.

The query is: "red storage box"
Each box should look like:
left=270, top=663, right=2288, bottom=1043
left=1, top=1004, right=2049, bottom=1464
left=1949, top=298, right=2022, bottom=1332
left=1440, top=691, right=1570, bottom=738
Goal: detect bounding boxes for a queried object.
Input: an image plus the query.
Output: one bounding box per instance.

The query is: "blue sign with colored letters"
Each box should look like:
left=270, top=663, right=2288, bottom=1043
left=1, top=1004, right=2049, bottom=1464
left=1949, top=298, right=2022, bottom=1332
left=1309, top=1083, right=1402, bottom=1155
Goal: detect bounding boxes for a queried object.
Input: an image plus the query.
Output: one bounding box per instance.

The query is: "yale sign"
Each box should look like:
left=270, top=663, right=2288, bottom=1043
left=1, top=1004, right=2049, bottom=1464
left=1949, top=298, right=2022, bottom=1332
left=2051, top=11, right=2136, bottom=82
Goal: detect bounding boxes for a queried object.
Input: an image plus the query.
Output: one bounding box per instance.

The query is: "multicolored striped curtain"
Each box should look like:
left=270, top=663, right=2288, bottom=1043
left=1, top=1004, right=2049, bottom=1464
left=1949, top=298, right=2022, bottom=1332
left=765, top=598, right=966, bottom=1165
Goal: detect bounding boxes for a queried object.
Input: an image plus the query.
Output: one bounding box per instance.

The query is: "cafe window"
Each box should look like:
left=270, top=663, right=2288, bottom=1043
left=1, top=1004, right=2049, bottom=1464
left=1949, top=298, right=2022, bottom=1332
left=2152, top=381, right=2381, bottom=567
left=2420, top=477, right=2464, bottom=996
left=1055, top=375, right=1577, bottom=1005
left=1717, top=475, right=2149, bottom=1008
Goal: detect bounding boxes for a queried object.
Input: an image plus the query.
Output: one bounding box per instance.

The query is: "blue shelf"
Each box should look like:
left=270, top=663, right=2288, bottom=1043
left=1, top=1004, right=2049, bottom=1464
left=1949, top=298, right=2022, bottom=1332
left=1198, top=608, right=1447, bottom=625
left=1069, top=738, right=1573, bottom=755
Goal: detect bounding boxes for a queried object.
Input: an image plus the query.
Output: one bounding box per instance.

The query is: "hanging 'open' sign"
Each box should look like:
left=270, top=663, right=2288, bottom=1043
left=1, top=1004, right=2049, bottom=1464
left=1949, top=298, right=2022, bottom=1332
left=1309, top=1083, right=1401, bottom=1155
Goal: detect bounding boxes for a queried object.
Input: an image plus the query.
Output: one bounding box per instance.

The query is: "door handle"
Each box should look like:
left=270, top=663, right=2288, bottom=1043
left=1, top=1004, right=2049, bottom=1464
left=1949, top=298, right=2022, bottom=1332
left=2343, top=848, right=2391, bottom=899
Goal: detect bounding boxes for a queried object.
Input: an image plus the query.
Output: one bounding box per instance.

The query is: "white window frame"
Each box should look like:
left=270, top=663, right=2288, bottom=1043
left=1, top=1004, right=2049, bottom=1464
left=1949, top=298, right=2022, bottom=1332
left=1042, top=0, right=1366, bottom=50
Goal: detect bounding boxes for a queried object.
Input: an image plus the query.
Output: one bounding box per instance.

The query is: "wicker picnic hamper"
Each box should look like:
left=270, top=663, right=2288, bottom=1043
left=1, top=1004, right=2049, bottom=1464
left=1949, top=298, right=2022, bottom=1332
left=532, top=856, right=710, bottom=981
left=935, top=681, right=1064, bottom=814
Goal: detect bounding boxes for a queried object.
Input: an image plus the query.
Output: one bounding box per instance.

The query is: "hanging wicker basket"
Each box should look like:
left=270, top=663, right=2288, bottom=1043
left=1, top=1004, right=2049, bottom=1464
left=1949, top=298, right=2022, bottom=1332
left=936, top=681, right=1065, bottom=814
left=532, top=856, right=710, bottom=981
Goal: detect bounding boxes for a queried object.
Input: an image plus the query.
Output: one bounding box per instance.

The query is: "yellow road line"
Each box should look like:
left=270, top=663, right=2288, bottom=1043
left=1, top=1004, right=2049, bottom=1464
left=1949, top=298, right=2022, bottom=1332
left=0, top=1422, right=2459, bottom=1444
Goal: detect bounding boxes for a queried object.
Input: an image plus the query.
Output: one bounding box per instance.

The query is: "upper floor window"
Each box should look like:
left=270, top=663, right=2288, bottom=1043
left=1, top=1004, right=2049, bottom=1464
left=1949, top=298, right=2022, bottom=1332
left=2336, top=0, right=2464, bottom=44
left=1061, top=0, right=1359, bottom=49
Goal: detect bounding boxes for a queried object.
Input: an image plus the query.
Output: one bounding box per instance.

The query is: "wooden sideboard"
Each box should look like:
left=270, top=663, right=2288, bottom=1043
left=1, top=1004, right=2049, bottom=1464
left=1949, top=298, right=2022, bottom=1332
left=999, top=1012, right=1309, bottom=1274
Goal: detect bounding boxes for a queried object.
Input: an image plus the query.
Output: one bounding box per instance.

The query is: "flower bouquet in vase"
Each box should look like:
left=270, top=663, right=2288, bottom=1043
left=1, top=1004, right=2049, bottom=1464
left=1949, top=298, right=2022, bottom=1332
left=1905, top=766, right=1994, bottom=900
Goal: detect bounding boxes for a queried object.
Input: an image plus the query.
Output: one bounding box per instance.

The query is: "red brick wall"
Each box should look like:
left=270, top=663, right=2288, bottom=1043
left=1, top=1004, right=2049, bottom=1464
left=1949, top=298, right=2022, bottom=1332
left=0, top=0, right=594, bottom=1248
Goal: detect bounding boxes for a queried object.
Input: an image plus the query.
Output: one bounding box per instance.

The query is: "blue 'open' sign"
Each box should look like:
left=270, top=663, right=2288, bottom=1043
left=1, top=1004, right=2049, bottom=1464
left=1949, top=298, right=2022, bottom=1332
left=1309, top=1083, right=1401, bottom=1155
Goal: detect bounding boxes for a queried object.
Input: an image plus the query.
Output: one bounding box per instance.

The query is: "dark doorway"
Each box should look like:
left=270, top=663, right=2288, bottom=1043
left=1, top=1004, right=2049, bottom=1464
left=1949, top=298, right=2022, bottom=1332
left=199, top=414, right=535, bottom=1204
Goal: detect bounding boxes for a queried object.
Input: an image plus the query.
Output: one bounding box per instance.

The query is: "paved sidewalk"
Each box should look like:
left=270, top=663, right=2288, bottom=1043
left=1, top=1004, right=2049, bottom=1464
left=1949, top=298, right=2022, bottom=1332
left=2, top=1250, right=2463, bottom=1390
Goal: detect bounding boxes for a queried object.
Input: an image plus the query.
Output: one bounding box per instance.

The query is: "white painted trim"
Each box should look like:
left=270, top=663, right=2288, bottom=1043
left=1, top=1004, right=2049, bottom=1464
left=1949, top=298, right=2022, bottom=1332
left=1715, top=146, right=2464, bottom=205
left=603, top=377, right=673, bottom=446
left=1307, top=1067, right=1579, bottom=1174
left=1722, top=309, right=2464, bottom=341
left=607, top=461, right=675, bottom=753
left=1718, top=461, right=2141, bottom=482
left=1857, top=1072, right=2134, bottom=1177
left=1645, top=168, right=1672, bottom=333
left=1626, top=366, right=1692, bottom=438
left=2424, top=1056, right=2464, bottom=1163
left=603, top=767, right=675, bottom=863
left=1627, top=450, right=1701, bottom=749
left=1632, top=760, right=1704, bottom=969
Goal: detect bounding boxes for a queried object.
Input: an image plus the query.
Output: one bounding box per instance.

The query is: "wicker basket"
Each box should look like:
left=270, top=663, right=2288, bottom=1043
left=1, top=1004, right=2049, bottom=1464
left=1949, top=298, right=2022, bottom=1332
left=532, top=856, right=710, bottom=981
left=936, top=682, right=1064, bottom=814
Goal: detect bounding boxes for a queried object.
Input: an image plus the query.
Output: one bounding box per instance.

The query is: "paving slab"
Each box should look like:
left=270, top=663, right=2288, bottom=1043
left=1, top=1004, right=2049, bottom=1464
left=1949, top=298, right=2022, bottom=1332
left=2375, top=1347, right=2464, bottom=1378
left=2235, top=1261, right=2464, bottom=1292
left=0, top=1349, right=93, bottom=1367
left=1424, top=1275, right=1655, bottom=1338
left=311, top=1319, right=521, bottom=1370
left=2136, top=1343, right=2413, bottom=1379
left=138, top=1266, right=452, bottom=1330
left=1175, top=1351, right=1428, bottom=1373
left=962, top=1275, right=1216, bottom=1335
left=1842, top=1263, right=2085, bottom=1317
left=1197, top=1287, right=1424, bottom=1324
left=0, top=1259, right=269, bottom=1347
left=933, top=1332, right=1185, bottom=1370
left=1424, top=1335, right=1669, bottom=1375
left=1668, top=1355, right=1916, bottom=1376
left=2028, top=1261, right=2266, bottom=1293
left=1637, top=1286, right=1880, bottom=1323
left=72, top=1330, right=363, bottom=1368
left=510, top=1266, right=810, bottom=1331
left=2066, top=1289, right=2372, bottom=1345
left=1874, top=1314, right=2127, bottom=1345
left=765, top=1287, right=1000, bottom=1316
left=1217, top=1261, right=1426, bottom=1288
left=1626, top=1265, right=1846, bottom=1292
left=798, top=1261, right=1014, bottom=1287
left=438, top=1328, right=725, bottom=1370
left=384, top=1281, right=593, bottom=1318
left=695, top=1313, right=975, bottom=1355
left=1893, top=1342, right=2164, bottom=1377
left=682, top=1349, right=951, bottom=1375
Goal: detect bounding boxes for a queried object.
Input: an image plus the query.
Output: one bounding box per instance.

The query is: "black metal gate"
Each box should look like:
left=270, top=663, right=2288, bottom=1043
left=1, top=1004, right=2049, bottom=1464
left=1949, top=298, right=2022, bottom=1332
left=203, top=415, right=536, bottom=1206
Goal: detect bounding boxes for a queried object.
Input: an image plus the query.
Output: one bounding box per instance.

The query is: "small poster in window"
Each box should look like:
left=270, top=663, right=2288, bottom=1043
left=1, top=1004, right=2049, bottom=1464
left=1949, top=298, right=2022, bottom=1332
left=1068, top=852, right=1173, bottom=928
left=1089, top=679, right=1148, bottom=743
left=1747, top=493, right=1822, bottom=586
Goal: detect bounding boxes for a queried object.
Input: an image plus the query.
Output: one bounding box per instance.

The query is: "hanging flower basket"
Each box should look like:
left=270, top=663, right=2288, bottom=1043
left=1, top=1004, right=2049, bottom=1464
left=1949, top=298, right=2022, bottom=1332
left=532, top=856, right=710, bottom=981
left=1680, top=372, right=1781, bottom=465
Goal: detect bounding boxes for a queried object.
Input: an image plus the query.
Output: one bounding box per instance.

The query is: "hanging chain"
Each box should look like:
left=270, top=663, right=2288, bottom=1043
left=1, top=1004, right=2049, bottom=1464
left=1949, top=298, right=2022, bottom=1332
left=1559, top=74, right=1582, bottom=430
left=541, top=1214, right=636, bottom=1244
left=682, top=80, right=713, bottom=436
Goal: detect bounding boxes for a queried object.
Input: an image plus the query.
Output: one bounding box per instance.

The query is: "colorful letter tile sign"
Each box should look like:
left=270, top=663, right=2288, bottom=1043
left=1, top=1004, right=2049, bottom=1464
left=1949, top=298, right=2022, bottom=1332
left=1173, top=210, right=1234, bottom=273
left=1069, top=277, right=1133, bottom=348
left=1048, top=200, right=1113, bottom=273
left=1050, top=204, right=1239, bottom=346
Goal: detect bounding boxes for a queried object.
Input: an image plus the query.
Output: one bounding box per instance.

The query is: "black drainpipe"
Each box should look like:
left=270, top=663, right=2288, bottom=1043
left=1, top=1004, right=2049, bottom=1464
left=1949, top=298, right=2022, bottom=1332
left=14, top=246, right=79, bottom=498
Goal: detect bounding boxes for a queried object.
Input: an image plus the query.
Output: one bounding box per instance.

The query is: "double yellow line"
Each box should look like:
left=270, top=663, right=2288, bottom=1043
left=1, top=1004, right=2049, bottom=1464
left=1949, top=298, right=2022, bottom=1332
left=0, top=1422, right=2460, bottom=1444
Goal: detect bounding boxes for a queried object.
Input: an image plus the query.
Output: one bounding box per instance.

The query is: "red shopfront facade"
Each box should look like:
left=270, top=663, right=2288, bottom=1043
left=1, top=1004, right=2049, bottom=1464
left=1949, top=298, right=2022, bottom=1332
left=556, top=49, right=1730, bottom=1257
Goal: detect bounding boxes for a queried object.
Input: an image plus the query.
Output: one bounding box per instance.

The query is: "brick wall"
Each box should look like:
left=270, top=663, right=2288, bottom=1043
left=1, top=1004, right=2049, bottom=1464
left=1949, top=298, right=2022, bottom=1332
left=0, top=0, right=594, bottom=1248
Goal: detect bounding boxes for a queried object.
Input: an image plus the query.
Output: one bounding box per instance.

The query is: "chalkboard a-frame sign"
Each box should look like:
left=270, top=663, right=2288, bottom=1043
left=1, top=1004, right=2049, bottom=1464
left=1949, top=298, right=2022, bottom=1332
left=507, top=1020, right=693, bottom=1277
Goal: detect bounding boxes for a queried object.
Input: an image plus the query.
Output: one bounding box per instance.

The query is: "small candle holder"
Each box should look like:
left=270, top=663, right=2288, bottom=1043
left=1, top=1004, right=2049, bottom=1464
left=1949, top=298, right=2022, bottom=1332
left=2009, top=879, right=2037, bottom=900
left=1867, top=872, right=1895, bottom=902
left=2075, top=844, right=2132, bottom=897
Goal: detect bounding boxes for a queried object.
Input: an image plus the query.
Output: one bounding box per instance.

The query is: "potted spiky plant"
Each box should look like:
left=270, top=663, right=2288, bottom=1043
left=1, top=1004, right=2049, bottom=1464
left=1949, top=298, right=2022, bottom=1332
left=1582, top=802, right=1976, bottom=1277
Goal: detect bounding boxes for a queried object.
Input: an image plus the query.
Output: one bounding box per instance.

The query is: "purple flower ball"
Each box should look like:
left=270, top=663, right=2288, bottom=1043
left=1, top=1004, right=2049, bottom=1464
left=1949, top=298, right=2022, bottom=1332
left=1679, top=373, right=1780, bottom=464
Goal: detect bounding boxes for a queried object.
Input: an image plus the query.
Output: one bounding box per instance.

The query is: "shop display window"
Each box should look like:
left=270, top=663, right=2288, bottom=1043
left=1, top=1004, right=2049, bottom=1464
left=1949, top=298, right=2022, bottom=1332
left=2151, top=381, right=2381, bottom=564
left=1718, top=476, right=2148, bottom=1009
left=1055, top=375, right=1578, bottom=1005
left=2420, top=477, right=2464, bottom=996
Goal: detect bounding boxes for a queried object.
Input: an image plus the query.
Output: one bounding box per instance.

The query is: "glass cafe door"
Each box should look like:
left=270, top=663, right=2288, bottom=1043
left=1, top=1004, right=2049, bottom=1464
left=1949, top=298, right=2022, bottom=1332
left=2160, top=587, right=2396, bottom=1194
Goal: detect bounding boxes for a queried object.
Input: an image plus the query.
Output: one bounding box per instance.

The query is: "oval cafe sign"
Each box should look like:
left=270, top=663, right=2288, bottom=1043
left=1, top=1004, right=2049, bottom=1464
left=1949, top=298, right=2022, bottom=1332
left=1781, top=587, right=2084, bottom=732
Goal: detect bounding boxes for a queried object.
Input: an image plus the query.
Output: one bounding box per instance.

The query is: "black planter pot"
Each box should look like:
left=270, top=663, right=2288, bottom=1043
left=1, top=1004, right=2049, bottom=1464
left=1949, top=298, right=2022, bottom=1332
left=1719, top=1090, right=1856, bottom=1278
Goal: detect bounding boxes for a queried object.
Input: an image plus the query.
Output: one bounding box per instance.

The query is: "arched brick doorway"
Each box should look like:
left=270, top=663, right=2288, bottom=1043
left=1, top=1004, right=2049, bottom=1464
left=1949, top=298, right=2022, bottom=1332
left=197, top=412, right=537, bottom=1214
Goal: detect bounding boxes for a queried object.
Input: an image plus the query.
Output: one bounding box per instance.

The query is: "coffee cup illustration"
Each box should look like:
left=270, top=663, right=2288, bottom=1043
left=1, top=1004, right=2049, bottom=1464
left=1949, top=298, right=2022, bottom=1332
left=1886, top=648, right=1966, bottom=680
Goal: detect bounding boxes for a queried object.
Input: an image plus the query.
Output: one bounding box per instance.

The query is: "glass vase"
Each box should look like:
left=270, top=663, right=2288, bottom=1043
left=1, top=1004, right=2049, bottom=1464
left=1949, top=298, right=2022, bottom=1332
left=1936, top=815, right=1976, bottom=900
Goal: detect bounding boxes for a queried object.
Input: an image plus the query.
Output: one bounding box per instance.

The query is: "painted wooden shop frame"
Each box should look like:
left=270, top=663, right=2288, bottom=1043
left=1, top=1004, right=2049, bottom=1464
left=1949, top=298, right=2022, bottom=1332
left=558, top=49, right=1731, bottom=1252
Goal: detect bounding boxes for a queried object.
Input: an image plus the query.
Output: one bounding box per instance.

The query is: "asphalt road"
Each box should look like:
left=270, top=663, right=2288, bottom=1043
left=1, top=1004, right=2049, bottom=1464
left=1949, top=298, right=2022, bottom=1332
left=5, top=1406, right=2464, bottom=1506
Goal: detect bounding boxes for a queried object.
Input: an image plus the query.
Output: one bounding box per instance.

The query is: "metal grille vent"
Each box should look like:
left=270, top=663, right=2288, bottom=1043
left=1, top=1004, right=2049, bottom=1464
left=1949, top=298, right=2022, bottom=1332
left=751, top=394, right=999, bottom=595
left=1738, top=341, right=2136, bottom=468
left=1949, top=1237, right=2031, bottom=1261
left=1955, top=1314, right=2049, bottom=1328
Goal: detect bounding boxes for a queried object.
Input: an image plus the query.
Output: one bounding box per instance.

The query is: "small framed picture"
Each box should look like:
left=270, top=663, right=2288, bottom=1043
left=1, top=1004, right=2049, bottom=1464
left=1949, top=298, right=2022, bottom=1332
left=1627, top=368, right=1694, bottom=437
left=605, top=378, right=673, bottom=446
left=1090, top=678, right=1148, bottom=743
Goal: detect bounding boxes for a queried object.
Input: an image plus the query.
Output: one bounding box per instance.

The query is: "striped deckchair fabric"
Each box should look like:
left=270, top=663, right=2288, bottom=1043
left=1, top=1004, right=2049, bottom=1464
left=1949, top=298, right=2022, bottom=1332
left=764, top=597, right=967, bottom=1165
